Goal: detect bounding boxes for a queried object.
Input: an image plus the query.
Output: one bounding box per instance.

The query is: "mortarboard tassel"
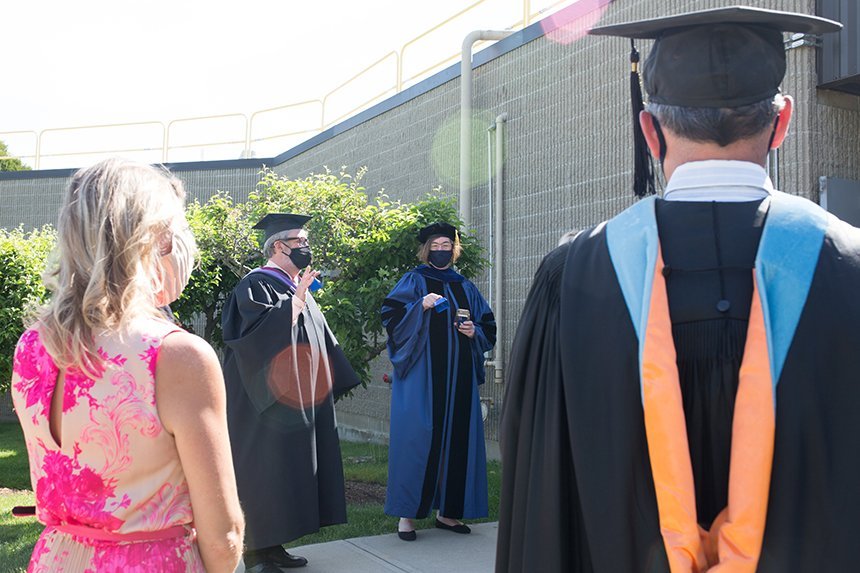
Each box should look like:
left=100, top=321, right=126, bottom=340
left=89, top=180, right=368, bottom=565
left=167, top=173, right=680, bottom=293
left=630, top=40, right=656, bottom=198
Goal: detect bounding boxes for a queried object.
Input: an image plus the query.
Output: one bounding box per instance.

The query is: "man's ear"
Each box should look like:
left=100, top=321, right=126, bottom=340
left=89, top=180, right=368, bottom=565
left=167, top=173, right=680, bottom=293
left=639, top=111, right=663, bottom=158
left=770, top=96, right=793, bottom=150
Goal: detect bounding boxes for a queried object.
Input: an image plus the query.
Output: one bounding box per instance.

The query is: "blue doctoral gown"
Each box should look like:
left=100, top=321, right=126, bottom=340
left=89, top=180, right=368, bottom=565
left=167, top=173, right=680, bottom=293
left=382, top=265, right=496, bottom=519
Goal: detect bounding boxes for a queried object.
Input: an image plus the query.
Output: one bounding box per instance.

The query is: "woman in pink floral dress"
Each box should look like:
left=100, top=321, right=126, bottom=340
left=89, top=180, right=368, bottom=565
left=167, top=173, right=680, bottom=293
left=11, top=159, right=244, bottom=573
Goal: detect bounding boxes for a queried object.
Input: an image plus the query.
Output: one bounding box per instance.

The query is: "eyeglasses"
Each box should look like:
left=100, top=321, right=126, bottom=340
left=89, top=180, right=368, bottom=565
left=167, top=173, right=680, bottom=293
left=281, top=236, right=309, bottom=247
left=429, top=241, right=453, bottom=250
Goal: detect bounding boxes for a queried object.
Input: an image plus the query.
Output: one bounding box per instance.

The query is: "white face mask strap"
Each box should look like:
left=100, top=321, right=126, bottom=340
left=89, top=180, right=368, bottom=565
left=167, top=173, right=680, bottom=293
left=155, top=230, right=193, bottom=307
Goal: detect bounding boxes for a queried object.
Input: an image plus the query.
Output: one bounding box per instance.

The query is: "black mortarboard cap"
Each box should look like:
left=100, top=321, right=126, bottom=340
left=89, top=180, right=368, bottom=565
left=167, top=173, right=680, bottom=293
left=418, top=222, right=458, bottom=243
left=253, top=213, right=311, bottom=241
left=589, top=6, right=841, bottom=197
left=590, top=6, right=841, bottom=108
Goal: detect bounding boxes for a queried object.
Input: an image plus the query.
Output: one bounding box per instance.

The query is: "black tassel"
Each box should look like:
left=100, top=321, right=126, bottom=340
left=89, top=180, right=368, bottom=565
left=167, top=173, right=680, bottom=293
left=630, top=40, right=655, bottom=198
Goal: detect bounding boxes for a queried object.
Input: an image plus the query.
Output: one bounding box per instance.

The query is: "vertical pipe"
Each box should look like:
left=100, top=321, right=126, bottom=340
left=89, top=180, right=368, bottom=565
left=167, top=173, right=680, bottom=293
left=460, top=30, right=512, bottom=229
left=769, top=148, right=780, bottom=190
left=486, top=124, right=496, bottom=311
left=493, top=113, right=508, bottom=383
left=460, top=33, right=478, bottom=229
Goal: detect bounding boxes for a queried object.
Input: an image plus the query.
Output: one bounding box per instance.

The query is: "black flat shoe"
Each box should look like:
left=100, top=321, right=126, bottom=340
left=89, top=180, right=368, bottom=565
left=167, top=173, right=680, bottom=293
left=435, top=518, right=471, bottom=534
left=269, top=551, right=308, bottom=568
left=398, top=529, right=417, bottom=541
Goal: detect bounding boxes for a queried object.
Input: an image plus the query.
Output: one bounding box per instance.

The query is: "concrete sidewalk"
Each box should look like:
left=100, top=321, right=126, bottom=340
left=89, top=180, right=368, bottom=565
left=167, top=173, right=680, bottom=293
left=260, top=522, right=499, bottom=573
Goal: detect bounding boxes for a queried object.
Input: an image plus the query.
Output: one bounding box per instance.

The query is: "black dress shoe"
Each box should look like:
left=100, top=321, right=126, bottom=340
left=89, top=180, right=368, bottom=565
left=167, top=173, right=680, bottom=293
left=435, top=518, right=471, bottom=534
left=398, top=529, right=417, bottom=541
left=269, top=551, right=308, bottom=568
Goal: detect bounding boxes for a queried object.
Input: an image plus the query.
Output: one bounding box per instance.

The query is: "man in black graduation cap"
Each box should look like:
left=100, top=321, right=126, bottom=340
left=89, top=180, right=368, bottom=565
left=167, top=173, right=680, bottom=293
left=497, top=6, right=860, bottom=573
left=221, top=213, right=360, bottom=572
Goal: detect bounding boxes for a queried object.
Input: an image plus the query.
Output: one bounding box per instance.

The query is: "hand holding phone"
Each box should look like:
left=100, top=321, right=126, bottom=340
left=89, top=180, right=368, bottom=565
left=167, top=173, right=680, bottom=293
left=455, top=309, right=475, bottom=338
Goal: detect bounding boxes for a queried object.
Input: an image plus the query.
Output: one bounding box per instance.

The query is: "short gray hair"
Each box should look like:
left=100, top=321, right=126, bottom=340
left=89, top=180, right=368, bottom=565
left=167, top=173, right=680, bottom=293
left=262, top=230, right=296, bottom=258
left=558, top=229, right=581, bottom=246
left=646, top=94, right=785, bottom=147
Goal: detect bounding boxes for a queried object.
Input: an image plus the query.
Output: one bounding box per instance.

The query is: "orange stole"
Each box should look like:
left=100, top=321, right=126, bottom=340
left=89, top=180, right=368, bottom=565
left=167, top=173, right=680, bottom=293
left=641, top=248, right=775, bottom=572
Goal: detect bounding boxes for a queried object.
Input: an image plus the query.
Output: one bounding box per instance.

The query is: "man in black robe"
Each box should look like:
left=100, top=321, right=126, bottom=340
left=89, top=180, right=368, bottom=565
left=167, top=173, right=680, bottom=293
left=497, top=7, right=858, bottom=572
left=221, top=213, right=359, bottom=572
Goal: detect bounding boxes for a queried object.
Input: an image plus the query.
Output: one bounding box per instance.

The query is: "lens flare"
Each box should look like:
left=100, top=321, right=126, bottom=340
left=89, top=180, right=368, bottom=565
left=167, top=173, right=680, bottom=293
left=268, top=342, right=332, bottom=410
left=541, top=0, right=612, bottom=46
left=431, top=109, right=500, bottom=189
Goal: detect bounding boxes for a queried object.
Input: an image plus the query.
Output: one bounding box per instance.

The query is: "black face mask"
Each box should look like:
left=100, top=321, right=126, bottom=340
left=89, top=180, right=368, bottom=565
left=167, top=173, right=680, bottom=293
left=288, top=246, right=313, bottom=269
left=428, top=250, right=453, bottom=269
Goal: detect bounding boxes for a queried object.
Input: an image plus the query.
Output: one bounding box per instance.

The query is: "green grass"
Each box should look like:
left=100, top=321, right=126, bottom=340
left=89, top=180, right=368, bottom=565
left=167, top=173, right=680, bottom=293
left=0, top=490, right=40, bottom=573
left=0, top=421, right=39, bottom=573
left=288, top=439, right=501, bottom=548
left=340, top=440, right=389, bottom=484
left=0, top=422, right=502, bottom=570
left=0, top=422, right=31, bottom=491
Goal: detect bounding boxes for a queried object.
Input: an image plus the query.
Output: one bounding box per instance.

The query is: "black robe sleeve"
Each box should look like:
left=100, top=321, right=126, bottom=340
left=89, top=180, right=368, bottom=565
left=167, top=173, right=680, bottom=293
left=221, top=273, right=359, bottom=426
left=222, top=276, right=298, bottom=413
left=496, top=244, right=592, bottom=573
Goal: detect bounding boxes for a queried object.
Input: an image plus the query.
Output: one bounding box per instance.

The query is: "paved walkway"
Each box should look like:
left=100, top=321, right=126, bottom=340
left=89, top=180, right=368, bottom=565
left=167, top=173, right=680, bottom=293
left=238, top=522, right=498, bottom=573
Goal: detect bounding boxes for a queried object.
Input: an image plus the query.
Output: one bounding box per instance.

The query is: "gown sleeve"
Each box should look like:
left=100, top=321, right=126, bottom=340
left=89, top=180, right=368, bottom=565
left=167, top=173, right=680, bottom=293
left=381, top=272, right=430, bottom=379
left=465, top=280, right=497, bottom=384
left=221, top=275, right=297, bottom=413
left=496, top=244, right=592, bottom=573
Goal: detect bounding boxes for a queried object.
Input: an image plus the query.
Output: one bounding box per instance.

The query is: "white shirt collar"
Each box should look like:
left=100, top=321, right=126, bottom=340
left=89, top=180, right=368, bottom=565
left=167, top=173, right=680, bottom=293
left=265, top=259, right=294, bottom=277
left=663, top=160, right=774, bottom=202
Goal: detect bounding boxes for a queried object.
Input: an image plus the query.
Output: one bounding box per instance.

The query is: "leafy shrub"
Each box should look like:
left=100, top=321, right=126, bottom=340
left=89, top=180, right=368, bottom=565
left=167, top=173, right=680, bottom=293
left=171, top=193, right=257, bottom=347
left=0, top=168, right=485, bottom=394
left=0, top=227, right=55, bottom=394
left=173, top=167, right=486, bottom=386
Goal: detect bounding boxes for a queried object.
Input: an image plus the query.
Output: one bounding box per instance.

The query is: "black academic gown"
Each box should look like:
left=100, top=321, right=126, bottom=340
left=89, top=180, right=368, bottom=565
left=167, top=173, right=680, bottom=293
left=497, top=194, right=860, bottom=572
left=221, top=267, right=360, bottom=549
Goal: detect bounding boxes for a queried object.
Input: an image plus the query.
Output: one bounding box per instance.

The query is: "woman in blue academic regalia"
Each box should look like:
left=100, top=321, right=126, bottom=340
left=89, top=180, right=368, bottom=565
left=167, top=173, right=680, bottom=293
left=381, top=222, right=496, bottom=541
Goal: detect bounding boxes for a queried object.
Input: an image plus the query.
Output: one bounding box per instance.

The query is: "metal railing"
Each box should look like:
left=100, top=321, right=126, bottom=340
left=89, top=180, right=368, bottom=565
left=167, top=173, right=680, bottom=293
left=0, top=0, right=571, bottom=170
left=38, top=121, right=165, bottom=163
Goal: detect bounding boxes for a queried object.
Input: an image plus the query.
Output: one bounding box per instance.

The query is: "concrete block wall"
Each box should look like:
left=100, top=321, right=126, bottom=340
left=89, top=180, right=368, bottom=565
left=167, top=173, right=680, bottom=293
left=2, top=1, right=858, bottom=445
left=263, top=0, right=860, bottom=444
left=169, top=165, right=264, bottom=204
left=0, top=173, right=70, bottom=231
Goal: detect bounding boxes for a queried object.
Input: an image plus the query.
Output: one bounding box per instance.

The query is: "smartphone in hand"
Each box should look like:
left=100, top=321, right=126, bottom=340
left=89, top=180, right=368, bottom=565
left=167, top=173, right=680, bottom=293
left=456, top=309, right=471, bottom=325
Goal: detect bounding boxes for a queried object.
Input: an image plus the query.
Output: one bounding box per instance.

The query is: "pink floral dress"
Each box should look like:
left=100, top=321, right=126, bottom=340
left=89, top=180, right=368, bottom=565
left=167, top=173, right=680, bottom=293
left=11, top=318, right=205, bottom=573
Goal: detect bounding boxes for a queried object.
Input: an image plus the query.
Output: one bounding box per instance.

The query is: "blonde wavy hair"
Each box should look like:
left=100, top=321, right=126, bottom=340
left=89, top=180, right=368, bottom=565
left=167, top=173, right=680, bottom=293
left=36, top=158, right=196, bottom=377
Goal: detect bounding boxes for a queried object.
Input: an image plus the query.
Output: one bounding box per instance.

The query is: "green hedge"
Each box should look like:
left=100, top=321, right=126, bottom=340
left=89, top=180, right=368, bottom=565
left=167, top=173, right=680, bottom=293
left=1, top=168, right=485, bottom=395
left=0, top=227, right=55, bottom=395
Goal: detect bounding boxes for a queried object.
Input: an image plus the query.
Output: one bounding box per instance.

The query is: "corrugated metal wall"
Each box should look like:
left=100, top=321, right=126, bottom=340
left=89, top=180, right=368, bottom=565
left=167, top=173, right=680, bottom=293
left=818, top=0, right=860, bottom=93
